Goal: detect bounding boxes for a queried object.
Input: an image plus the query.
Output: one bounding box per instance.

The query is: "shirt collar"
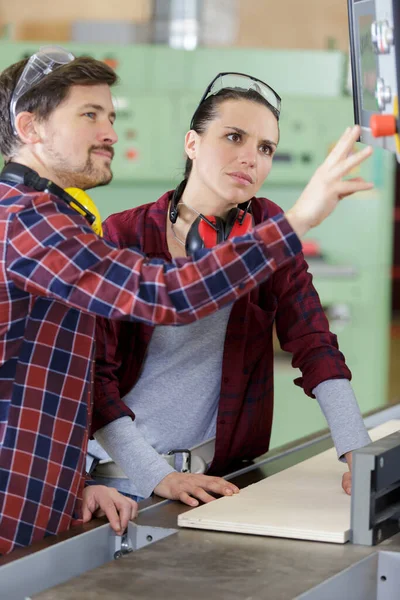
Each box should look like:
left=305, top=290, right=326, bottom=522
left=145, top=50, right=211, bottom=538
left=142, top=190, right=173, bottom=258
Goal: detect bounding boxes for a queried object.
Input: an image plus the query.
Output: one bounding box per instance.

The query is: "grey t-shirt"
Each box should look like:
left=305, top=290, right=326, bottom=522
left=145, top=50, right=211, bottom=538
left=93, top=306, right=232, bottom=497
left=92, top=307, right=371, bottom=498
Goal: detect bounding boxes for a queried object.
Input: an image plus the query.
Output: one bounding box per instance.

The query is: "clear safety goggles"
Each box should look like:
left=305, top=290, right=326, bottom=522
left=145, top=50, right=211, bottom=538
left=190, top=72, right=281, bottom=128
left=10, top=45, right=75, bottom=135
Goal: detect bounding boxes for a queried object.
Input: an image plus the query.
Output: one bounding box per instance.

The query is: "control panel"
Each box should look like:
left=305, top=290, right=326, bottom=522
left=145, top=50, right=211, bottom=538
left=348, top=0, right=400, bottom=159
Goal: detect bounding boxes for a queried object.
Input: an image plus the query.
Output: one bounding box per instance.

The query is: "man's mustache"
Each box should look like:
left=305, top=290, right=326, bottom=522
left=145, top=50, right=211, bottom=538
left=90, top=145, right=115, bottom=159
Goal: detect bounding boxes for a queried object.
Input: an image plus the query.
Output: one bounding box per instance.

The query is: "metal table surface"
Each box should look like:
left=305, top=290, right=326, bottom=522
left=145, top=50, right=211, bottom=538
left=3, top=406, right=400, bottom=600
left=33, top=529, right=400, bottom=600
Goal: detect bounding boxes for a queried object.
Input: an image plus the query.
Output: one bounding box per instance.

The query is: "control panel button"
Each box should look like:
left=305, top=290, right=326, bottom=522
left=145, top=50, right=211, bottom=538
left=125, top=148, right=139, bottom=161
left=103, top=57, right=119, bottom=70
left=370, top=114, right=397, bottom=138
left=375, top=77, right=392, bottom=110
left=371, top=20, right=394, bottom=54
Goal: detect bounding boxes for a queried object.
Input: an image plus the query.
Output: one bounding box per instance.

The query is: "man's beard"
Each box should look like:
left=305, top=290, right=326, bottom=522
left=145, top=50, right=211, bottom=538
left=47, top=144, right=114, bottom=190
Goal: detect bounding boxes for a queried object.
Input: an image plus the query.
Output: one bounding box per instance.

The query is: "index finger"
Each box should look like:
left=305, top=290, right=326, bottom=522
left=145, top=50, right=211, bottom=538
left=101, top=500, right=122, bottom=534
left=115, top=496, right=138, bottom=532
left=332, top=144, right=373, bottom=179
left=342, top=472, right=352, bottom=496
left=325, top=125, right=361, bottom=167
left=201, top=477, right=240, bottom=495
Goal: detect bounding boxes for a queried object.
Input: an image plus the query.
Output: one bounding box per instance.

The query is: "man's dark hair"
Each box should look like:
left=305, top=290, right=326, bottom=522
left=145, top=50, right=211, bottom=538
left=0, top=56, right=118, bottom=159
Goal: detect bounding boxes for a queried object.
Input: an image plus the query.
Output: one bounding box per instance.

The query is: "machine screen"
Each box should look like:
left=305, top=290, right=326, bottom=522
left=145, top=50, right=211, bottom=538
left=359, top=14, right=378, bottom=111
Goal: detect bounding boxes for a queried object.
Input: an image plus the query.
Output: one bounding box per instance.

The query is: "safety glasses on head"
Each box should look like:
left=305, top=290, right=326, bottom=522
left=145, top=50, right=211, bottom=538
left=190, top=72, right=281, bottom=129
left=10, top=45, right=75, bottom=135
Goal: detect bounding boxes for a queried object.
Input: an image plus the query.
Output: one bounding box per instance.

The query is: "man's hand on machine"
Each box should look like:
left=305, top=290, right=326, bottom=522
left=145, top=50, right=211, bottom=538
left=82, top=485, right=138, bottom=535
left=285, top=125, right=374, bottom=238
left=153, top=472, right=240, bottom=507
left=342, top=451, right=352, bottom=495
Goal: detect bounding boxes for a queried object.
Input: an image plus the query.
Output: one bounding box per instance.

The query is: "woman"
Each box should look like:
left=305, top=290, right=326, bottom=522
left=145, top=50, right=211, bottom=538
left=90, top=73, right=372, bottom=505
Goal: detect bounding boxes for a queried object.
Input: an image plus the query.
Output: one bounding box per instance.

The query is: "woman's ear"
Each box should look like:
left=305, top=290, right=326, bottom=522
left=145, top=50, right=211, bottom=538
left=14, top=112, right=41, bottom=145
left=184, top=129, right=199, bottom=160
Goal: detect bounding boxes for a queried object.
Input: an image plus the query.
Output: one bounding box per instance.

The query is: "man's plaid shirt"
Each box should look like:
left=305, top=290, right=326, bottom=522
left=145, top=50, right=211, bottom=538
left=0, top=179, right=301, bottom=554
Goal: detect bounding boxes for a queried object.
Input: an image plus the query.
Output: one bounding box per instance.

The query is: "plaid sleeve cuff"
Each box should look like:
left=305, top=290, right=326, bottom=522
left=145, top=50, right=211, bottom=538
left=254, top=213, right=302, bottom=263
left=91, top=401, right=135, bottom=436
left=270, top=213, right=302, bottom=256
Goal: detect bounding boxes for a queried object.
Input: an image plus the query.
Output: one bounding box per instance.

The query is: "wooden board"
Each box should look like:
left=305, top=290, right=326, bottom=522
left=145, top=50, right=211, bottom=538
left=178, top=421, right=400, bottom=544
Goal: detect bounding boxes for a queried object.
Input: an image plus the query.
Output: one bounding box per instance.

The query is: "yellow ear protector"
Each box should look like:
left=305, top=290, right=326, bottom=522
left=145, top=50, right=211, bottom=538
left=65, top=187, right=103, bottom=237
left=0, top=163, right=103, bottom=237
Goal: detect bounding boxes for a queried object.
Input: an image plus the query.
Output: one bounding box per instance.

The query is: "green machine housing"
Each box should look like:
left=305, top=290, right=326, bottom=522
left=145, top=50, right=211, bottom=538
left=0, top=42, right=395, bottom=450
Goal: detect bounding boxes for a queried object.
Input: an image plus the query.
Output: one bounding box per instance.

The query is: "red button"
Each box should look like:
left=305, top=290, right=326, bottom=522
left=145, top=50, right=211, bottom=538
left=301, top=239, right=321, bottom=257
left=103, top=58, right=119, bottom=70
left=125, top=149, right=139, bottom=161
left=370, top=114, right=397, bottom=138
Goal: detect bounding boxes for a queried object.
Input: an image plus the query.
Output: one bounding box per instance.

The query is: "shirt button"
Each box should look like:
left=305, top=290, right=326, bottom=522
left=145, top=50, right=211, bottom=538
left=220, top=419, right=226, bottom=425
left=223, top=377, right=229, bottom=383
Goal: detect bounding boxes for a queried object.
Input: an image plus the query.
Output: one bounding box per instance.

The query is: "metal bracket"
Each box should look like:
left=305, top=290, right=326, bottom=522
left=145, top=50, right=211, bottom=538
left=113, top=529, right=134, bottom=560
left=351, top=431, right=400, bottom=545
left=167, top=448, right=192, bottom=472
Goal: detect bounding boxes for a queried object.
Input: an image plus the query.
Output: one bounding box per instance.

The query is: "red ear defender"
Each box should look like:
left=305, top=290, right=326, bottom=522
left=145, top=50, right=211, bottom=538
left=185, top=215, right=225, bottom=256
left=185, top=208, right=253, bottom=256
left=224, top=208, right=253, bottom=239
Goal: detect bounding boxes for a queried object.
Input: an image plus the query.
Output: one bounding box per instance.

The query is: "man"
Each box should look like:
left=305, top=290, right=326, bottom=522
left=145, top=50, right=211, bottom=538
left=0, top=46, right=372, bottom=554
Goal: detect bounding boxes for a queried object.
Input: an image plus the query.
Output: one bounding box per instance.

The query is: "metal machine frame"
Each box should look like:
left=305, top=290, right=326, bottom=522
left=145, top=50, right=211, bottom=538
left=351, top=432, right=400, bottom=545
left=3, top=408, right=400, bottom=600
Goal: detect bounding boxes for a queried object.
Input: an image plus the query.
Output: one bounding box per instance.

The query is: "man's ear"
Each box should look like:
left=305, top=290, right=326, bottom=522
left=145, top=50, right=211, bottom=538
left=184, top=129, right=200, bottom=160
left=14, top=112, right=41, bottom=144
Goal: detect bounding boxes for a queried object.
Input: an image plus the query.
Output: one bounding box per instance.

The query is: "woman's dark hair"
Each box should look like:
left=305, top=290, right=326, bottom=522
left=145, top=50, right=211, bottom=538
left=171, top=87, right=280, bottom=208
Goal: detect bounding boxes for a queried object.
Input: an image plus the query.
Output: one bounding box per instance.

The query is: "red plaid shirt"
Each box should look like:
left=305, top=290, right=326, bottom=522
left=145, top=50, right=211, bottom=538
left=94, top=192, right=351, bottom=474
left=0, top=180, right=300, bottom=554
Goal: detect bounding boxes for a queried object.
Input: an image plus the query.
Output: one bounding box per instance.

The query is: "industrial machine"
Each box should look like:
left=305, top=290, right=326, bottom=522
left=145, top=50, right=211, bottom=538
left=1, top=407, right=400, bottom=600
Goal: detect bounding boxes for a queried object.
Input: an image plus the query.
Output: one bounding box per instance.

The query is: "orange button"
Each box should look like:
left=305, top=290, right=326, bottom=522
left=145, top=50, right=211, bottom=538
left=370, top=114, right=397, bottom=137
left=301, top=239, right=321, bottom=257
left=103, top=58, right=119, bottom=70
left=125, top=148, right=139, bottom=161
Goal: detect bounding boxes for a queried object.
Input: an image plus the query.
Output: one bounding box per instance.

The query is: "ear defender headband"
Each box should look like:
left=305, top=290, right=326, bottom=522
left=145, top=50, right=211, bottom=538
left=0, top=163, right=103, bottom=236
left=64, top=187, right=103, bottom=236
left=169, top=187, right=253, bottom=257
left=169, top=180, right=185, bottom=224
left=185, top=206, right=253, bottom=256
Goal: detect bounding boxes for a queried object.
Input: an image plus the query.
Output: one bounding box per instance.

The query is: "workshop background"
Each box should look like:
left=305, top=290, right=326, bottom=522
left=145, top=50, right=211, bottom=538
left=0, top=0, right=398, bottom=450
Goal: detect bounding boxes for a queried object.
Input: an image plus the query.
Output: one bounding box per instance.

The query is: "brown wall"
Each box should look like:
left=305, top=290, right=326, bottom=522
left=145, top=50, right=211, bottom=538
left=0, top=0, right=350, bottom=50
left=237, top=0, right=350, bottom=51
left=0, top=0, right=152, bottom=41
left=0, top=0, right=151, bottom=21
